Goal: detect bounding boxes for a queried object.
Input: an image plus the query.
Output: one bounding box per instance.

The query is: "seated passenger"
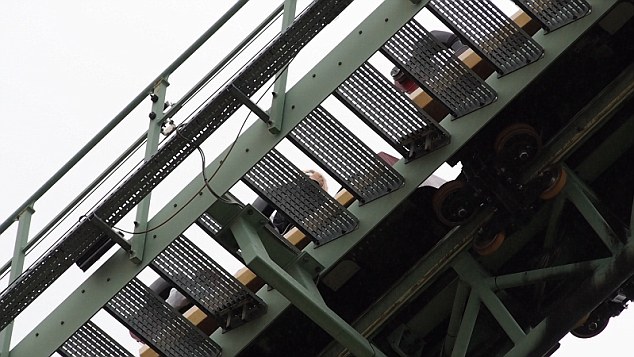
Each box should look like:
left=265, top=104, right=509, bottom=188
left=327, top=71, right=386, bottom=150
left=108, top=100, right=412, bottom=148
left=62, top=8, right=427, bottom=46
left=252, top=169, right=328, bottom=236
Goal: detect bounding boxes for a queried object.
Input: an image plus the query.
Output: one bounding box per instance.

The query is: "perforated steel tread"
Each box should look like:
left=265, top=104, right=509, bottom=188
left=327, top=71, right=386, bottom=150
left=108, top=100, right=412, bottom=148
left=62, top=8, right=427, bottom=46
left=197, top=213, right=222, bottom=237
left=334, top=61, right=451, bottom=159
left=380, top=20, right=497, bottom=119
left=428, top=0, right=544, bottom=75
left=0, top=222, right=103, bottom=332
left=512, top=0, right=591, bottom=32
left=57, top=320, right=133, bottom=357
left=243, top=149, right=358, bottom=246
left=150, top=235, right=266, bottom=331
left=0, top=0, right=355, bottom=330
left=288, top=106, right=404, bottom=204
left=105, top=278, right=221, bottom=357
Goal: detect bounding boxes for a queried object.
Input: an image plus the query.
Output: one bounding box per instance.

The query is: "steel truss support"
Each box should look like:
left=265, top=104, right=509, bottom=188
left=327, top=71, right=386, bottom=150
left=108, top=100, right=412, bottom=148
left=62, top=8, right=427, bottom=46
left=563, top=165, right=625, bottom=254
left=452, top=254, right=526, bottom=346
left=448, top=251, right=614, bottom=356
left=228, top=206, right=386, bottom=357
left=9, top=0, right=618, bottom=356
left=130, top=78, right=170, bottom=263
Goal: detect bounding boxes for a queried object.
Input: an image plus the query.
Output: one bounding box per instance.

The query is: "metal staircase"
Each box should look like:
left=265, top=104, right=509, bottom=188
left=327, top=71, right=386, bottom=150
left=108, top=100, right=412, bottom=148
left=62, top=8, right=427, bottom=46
left=2, top=0, right=632, bottom=356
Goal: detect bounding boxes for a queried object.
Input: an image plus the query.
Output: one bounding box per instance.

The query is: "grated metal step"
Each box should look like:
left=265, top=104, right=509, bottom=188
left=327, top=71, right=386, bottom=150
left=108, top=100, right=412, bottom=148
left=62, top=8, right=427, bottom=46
left=243, top=149, right=358, bottom=246
left=428, top=0, right=544, bottom=75
left=380, top=20, right=497, bottom=118
left=57, top=320, right=133, bottom=357
left=512, top=0, right=591, bottom=32
left=288, top=106, right=404, bottom=204
left=334, top=61, right=451, bottom=159
left=150, top=235, right=266, bottom=331
left=0, top=0, right=355, bottom=330
left=104, top=278, right=221, bottom=357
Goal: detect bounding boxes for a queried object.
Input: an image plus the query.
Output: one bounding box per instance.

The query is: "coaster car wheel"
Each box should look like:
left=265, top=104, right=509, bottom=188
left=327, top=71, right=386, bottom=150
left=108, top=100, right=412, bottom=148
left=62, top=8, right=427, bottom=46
left=571, top=312, right=609, bottom=338
left=494, top=123, right=542, bottom=169
left=432, top=180, right=477, bottom=227
left=474, top=230, right=505, bottom=256
left=539, top=166, right=567, bottom=200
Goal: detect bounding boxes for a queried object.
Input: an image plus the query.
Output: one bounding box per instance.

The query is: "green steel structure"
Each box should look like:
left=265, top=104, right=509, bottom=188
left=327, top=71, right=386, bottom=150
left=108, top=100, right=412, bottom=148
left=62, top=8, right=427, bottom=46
left=1, top=0, right=633, bottom=356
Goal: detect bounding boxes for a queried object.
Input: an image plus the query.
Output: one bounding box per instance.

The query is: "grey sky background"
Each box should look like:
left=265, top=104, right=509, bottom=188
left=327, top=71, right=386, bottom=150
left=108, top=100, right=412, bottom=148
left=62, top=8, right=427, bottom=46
left=1, top=0, right=631, bottom=355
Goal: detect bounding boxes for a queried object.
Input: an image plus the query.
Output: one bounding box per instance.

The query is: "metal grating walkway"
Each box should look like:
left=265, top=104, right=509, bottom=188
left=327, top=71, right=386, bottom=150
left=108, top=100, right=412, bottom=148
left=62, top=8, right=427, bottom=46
left=104, top=278, right=222, bottom=357
left=380, top=20, right=497, bottom=118
left=150, top=235, right=266, bottom=331
left=288, top=106, right=404, bottom=204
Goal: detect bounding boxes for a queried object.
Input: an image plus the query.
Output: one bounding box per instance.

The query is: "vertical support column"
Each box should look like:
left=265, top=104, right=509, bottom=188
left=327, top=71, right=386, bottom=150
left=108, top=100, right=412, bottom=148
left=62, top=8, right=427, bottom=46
left=0, top=205, right=34, bottom=355
left=268, top=0, right=296, bottom=134
left=129, top=78, right=169, bottom=263
left=230, top=211, right=386, bottom=357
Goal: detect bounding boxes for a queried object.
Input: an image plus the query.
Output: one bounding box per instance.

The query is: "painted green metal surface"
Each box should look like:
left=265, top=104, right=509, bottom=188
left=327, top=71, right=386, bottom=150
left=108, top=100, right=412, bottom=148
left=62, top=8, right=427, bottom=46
left=8, top=0, right=621, bottom=356
left=129, top=78, right=170, bottom=263
left=267, top=0, right=297, bottom=134
left=230, top=208, right=386, bottom=357
left=564, top=165, right=624, bottom=254
left=0, top=206, right=33, bottom=356
left=452, top=253, right=526, bottom=345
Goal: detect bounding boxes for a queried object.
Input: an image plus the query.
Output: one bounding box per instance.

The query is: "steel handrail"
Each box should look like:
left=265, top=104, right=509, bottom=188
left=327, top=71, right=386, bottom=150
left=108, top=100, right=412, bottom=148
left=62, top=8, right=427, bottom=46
left=0, top=0, right=250, bottom=236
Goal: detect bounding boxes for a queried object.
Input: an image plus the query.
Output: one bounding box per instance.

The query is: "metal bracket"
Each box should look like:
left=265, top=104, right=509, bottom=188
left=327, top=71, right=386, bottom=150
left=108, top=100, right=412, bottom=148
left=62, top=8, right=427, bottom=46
left=89, top=214, right=132, bottom=253
left=387, top=324, right=424, bottom=357
left=230, top=84, right=270, bottom=123
left=228, top=205, right=386, bottom=357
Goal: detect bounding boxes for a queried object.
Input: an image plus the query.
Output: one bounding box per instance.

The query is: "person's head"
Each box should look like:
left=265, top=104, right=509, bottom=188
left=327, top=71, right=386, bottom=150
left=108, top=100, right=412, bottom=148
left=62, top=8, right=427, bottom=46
left=304, top=169, right=328, bottom=191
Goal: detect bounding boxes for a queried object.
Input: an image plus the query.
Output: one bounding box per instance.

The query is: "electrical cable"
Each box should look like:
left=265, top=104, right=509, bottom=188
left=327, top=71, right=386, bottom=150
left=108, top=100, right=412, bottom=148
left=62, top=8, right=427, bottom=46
left=2, top=10, right=291, bottom=279
left=114, top=74, right=281, bottom=236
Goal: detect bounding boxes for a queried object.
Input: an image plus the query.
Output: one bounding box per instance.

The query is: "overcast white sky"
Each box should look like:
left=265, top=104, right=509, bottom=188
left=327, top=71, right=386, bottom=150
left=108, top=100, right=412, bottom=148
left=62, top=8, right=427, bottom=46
left=1, top=0, right=631, bottom=355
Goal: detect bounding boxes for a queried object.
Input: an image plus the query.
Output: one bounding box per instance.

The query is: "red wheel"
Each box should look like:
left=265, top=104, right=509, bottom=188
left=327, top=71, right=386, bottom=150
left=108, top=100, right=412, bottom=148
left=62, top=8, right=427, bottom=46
left=432, top=180, right=477, bottom=227
left=494, top=123, right=542, bottom=169
left=474, top=230, right=506, bottom=256
left=540, top=166, right=567, bottom=200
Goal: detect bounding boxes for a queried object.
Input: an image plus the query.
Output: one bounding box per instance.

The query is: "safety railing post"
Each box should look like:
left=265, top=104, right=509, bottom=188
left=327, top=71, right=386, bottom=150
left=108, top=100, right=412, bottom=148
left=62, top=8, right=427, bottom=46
left=0, top=205, right=34, bottom=356
left=267, top=0, right=297, bottom=134
left=129, top=78, right=170, bottom=263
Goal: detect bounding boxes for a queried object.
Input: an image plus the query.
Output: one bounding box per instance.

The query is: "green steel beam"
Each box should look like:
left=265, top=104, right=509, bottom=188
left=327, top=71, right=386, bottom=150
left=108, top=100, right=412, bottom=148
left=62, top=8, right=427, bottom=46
left=230, top=209, right=385, bottom=357
left=543, top=194, right=566, bottom=249
left=563, top=165, right=623, bottom=254
left=505, top=238, right=634, bottom=356
left=267, top=0, right=296, bottom=134
left=443, top=281, right=470, bottom=357
left=130, top=78, right=169, bottom=263
left=10, top=0, right=617, bottom=355
left=0, top=206, right=33, bottom=356
left=451, top=291, right=480, bottom=357
left=485, top=258, right=611, bottom=290
left=452, top=253, right=526, bottom=345
left=319, top=208, right=494, bottom=357
left=11, top=2, right=433, bottom=355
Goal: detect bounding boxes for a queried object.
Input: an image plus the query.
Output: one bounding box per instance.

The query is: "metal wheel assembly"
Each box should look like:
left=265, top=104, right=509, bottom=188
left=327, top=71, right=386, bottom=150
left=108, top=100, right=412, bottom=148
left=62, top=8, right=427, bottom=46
left=494, top=123, right=542, bottom=170
left=432, top=180, right=477, bottom=227
left=474, top=230, right=506, bottom=256
left=539, top=166, right=567, bottom=200
left=570, top=312, right=610, bottom=338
